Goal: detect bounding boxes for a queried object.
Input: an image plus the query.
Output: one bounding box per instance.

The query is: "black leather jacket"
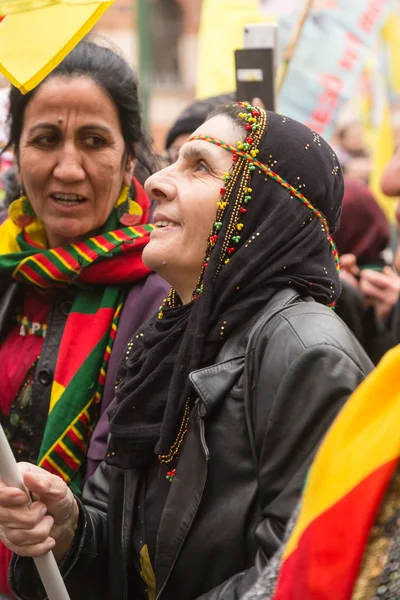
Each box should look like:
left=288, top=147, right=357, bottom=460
left=11, top=289, right=373, bottom=600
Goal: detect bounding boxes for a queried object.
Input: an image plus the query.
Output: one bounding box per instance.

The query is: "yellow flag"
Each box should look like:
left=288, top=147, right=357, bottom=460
left=196, top=0, right=268, bottom=99
left=0, top=0, right=114, bottom=93
left=370, top=100, right=396, bottom=223
left=368, top=15, right=400, bottom=224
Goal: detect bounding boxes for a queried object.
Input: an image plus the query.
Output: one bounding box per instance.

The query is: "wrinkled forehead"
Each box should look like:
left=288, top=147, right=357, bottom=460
left=192, top=115, right=245, bottom=150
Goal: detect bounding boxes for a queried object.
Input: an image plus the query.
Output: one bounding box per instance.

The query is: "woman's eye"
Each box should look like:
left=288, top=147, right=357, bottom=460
left=85, top=136, right=107, bottom=149
left=195, top=161, right=210, bottom=173
left=33, top=135, right=58, bottom=147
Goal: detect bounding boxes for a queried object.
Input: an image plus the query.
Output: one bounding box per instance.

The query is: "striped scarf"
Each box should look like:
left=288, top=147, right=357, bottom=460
left=0, top=211, right=153, bottom=494
left=272, top=344, right=400, bottom=600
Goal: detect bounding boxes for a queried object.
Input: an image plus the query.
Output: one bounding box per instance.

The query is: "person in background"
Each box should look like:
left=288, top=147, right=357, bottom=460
left=334, top=177, right=398, bottom=364
left=333, top=122, right=371, bottom=185
left=0, top=39, right=168, bottom=596
left=1, top=103, right=372, bottom=600
left=160, top=92, right=235, bottom=167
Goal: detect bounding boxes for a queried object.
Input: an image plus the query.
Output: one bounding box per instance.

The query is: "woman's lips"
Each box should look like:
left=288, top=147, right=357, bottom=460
left=50, top=193, right=88, bottom=209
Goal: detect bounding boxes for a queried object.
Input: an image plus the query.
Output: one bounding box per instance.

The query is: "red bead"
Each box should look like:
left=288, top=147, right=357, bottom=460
left=220, top=187, right=226, bottom=194
left=240, top=207, right=247, bottom=213
left=227, top=247, right=235, bottom=255
left=210, top=235, right=218, bottom=243
left=232, top=153, right=238, bottom=162
left=245, top=137, right=254, bottom=144
left=203, top=262, right=208, bottom=268
left=252, top=110, right=259, bottom=116
left=246, top=124, right=252, bottom=130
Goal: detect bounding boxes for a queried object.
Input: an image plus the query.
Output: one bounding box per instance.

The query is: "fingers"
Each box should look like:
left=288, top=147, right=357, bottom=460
left=339, top=253, right=359, bottom=276
left=8, top=538, right=56, bottom=558
left=5, top=515, right=54, bottom=547
left=339, top=270, right=359, bottom=289
left=0, top=501, right=47, bottom=529
left=22, top=469, right=68, bottom=508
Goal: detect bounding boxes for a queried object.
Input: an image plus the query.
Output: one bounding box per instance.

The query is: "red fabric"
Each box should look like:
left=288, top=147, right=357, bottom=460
left=333, top=177, right=390, bottom=266
left=0, top=290, right=49, bottom=595
left=0, top=289, right=49, bottom=417
left=0, top=545, right=12, bottom=595
left=273, top=459, right=397, bottom=600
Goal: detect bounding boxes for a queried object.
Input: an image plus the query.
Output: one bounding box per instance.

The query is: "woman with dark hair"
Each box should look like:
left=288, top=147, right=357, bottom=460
left=0, top=39, right=168, bottom=595
left=1, top=104, right=371, bottom=600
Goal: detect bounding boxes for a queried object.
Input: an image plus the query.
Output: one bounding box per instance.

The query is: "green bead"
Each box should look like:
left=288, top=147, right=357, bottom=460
left=232, top=235, right=241, bottom=243
left=244, top=196, right=251, bottom=203
left=214, top=221, right=223, bottom=229
left=249, top=164, right=256, bottom=171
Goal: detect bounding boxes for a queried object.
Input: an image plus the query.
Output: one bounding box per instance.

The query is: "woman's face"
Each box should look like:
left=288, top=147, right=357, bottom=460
left=18, top=76, right=133, bottom=247
left=144, top=115, right=243, bottom=301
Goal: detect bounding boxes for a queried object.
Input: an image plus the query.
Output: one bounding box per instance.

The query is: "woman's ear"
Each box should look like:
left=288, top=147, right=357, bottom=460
left=123, top=156, right=137, bottom=186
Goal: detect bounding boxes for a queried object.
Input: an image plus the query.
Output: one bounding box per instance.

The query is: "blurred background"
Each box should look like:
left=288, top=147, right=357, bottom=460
left=1, top=0, right=400, bottom=220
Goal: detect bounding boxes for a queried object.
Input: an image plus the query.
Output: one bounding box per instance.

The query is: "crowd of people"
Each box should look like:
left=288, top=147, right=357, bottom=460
left=0, top=35, right=399, bottom=600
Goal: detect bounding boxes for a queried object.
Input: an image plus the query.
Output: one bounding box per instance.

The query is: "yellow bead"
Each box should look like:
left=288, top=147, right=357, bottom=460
left=237, top=223, right=244, bottom=231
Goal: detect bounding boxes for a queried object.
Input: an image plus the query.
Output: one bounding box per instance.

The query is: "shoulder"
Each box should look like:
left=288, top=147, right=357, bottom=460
left=117, top=273, right=169, bottom=335
left=251, top=296, right=372, bottom=375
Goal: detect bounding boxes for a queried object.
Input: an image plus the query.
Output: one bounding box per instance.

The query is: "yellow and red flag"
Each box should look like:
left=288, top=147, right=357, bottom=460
left=273, top=343, right=400, bottom=599
left=0, top=0, right=114, bottom=93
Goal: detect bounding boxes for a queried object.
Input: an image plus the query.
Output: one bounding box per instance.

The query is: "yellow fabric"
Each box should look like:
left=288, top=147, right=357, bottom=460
left=382, top=13, right=400, bottom=95
left=196, top=0, right=270, bottom=99
left=283, top=343, right=400, bottom=559
left=140, top=544, right=156, bottom=600
left=0, top=0, right=114, bottom=93
left=49, top=380, right=66, bottom=413
left=369, top=100, right=396, bottom=223
left=368, top=16, right=400, bottom=223
left=0, top=214, right=47, bottom=253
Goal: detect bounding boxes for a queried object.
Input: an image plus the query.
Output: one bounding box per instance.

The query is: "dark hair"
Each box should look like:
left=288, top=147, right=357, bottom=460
left=1, top=39, right=156, bottom=183
left=165, top=93, right=235, bottom=149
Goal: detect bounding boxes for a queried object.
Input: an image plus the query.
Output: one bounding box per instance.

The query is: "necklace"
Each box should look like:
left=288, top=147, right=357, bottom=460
left=158, top=398, right=192, bottom=482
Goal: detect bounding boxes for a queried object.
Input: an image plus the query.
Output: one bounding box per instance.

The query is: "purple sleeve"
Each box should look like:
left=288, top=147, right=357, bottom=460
left=85, top=273, right=169, bottom=481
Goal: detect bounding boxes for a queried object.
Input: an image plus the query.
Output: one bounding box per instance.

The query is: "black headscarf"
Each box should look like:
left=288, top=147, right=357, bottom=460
left=107, top=107, right=344, bottom=469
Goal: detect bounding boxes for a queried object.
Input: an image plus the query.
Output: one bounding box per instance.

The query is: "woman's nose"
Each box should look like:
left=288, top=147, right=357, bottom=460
left=145, top=170, right=177, bottom=203
left=52, top=144, right=85, bottom=182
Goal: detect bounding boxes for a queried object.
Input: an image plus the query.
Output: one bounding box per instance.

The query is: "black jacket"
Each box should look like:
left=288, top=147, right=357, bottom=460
left=11, top=289, right=373, bottom=600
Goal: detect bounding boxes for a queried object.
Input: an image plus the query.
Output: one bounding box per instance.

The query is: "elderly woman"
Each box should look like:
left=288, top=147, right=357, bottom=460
left=0, top=40, right=168, bottom=595
left=1, top=104, right=372, bottom=600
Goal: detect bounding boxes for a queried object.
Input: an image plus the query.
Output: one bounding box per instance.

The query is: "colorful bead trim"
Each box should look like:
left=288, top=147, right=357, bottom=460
left=157, top=102, right=267, bottom=320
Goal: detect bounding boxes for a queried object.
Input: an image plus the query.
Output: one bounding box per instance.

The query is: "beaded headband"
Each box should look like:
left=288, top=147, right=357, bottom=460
left=157, top=102, right=339, bottom=319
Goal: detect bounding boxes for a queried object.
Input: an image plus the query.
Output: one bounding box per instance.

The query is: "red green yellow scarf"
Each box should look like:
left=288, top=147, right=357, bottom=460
left=272, top=345, right=400, bottom=599
left=0, top=208, right=154, bottom=494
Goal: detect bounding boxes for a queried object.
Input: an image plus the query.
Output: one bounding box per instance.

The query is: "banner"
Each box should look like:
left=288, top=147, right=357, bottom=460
left=0, top=0, right=114, bottom=93
left=279, top=0, right=393, bottom=140
left=196, top=0, right=268, bottom=99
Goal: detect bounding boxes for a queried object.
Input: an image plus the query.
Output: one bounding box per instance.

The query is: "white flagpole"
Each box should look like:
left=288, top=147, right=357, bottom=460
left=0, top=425, right=71, bottom=600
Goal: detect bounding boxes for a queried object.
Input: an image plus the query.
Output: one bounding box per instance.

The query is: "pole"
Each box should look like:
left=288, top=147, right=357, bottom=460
left=0, top=425, right=70, bottom=600
left=137, top=0, right=152, bottom=127
left=277, top=0, right=314, bottom=94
